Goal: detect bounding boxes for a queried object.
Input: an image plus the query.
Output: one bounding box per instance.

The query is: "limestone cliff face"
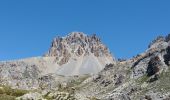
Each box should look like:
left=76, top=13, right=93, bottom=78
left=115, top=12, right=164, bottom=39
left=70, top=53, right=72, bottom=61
left=44, top=32, right=114, bottom=65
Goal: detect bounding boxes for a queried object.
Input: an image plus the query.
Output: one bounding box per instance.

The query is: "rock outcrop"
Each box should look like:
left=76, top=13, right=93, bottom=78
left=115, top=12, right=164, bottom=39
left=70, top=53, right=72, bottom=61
left=146, top=56, right=161, bottom=76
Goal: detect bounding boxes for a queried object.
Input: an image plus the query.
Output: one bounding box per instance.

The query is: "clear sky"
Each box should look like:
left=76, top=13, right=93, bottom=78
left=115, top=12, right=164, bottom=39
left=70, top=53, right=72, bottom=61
left=0, top=0, right=170, bottom=61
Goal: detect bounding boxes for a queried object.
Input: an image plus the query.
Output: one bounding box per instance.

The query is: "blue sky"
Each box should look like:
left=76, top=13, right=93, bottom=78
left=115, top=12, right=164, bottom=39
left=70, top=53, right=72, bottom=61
left=0, top=0, right=170, bottom=61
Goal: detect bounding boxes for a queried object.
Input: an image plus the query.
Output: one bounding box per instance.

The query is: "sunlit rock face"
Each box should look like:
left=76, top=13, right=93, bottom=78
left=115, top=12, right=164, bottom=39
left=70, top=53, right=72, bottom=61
left=45, top=32, right=115, bottom=65
left=43, top=32, right=115, bottom=75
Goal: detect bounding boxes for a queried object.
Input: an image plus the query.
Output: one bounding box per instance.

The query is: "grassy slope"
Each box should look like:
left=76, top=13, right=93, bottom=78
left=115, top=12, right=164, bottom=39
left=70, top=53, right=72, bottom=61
left=0, top=84, right=28, bottom=100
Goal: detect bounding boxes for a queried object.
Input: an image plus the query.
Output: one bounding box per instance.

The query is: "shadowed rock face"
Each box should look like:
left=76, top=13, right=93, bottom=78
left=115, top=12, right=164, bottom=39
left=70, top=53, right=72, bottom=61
left=164, top=46, right=170, bottom=66
left=146, top=56, right=161, bottom=76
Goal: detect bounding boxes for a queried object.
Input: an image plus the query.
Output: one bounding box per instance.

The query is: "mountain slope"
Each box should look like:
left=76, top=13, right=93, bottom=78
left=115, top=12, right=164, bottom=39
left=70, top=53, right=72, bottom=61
left=0, top=32, right=115, bottom=90
left=1, top=33, right=170, bottom=100
left=74, top=34, right=170, bottom=100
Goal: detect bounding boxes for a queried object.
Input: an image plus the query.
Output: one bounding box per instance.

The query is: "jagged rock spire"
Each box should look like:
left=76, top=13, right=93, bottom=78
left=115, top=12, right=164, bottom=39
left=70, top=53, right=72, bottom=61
left=44, top=32, right=114, bottom=65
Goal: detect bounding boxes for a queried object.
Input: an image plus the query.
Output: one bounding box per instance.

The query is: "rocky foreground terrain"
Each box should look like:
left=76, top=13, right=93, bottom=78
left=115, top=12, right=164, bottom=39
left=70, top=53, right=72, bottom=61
left=1, top=32, right=170, bottom=100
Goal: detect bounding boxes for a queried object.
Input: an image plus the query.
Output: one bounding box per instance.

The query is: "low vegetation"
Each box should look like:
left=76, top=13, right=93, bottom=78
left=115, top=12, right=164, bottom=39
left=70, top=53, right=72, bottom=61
left=0, top=84, right=28, bottom=100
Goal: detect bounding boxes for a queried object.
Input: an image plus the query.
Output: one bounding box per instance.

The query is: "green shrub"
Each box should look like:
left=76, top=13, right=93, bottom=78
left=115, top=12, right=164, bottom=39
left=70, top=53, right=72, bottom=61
left=89, top=96, right=100, bottom=100
left=0, top=94, right=15, bottom=100
left=137, top=74, right=149, bottom=84
left=0, top=84, right=28, bottom=98
left=0, top=87, right=5, bottom=94
left=11, top=89, right=28, bottom=97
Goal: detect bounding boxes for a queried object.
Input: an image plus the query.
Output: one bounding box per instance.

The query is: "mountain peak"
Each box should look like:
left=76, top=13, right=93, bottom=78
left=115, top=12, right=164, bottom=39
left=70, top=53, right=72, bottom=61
left=44, top=32, right=114, bottom=65
left=67, top=32, right=87, bottom=37
left=41, top=32, right=115, bottom=75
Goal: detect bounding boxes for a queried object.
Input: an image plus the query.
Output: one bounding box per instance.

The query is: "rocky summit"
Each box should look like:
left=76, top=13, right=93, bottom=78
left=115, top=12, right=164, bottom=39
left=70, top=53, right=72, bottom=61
left=44, top=32, right=114, bottom=75
left=1, top=32, right=170, bottom=100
